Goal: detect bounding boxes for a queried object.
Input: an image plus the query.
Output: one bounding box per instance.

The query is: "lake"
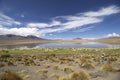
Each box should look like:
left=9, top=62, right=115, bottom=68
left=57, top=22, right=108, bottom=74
left=0, top=42, right=120, bottom=49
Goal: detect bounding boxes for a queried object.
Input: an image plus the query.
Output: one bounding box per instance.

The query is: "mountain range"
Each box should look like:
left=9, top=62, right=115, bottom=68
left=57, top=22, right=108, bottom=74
left=0, top=34, right=45, bottom=40
left=0, top=34, right=120, bottom=45
left=0, top=34, right=48, bottom=45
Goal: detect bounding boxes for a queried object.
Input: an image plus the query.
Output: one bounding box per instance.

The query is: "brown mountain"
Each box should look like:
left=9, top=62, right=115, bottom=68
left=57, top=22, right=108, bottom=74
left=0, top=34, right=48, bottom=45
left=0, top=34, right=45, bottom=40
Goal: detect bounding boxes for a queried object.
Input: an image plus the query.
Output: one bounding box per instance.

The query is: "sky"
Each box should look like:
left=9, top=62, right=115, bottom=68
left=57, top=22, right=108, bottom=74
left=0, top=0, right=120, bottom=39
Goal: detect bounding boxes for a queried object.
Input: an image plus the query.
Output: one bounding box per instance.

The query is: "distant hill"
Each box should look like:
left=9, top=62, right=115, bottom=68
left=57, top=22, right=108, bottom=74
left=0, top=34, right=120, bottom=45
left=96, top=36, right=120, bottom=44
left=73, top=38, right=82, bottom=40
left=0, top=34, right=49, bottom=45
left=62, top=36, right=120, bottom=44
left=0, top=34, right=45, bottom=40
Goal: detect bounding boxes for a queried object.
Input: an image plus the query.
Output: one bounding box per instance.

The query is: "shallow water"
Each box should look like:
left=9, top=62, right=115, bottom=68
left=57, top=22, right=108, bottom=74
left=0, top=42, right=120, bottom=49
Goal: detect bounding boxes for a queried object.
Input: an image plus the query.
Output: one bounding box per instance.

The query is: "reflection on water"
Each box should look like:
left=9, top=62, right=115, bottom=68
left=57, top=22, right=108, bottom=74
left=0, top=42, right=120, bottom=49
left=0, top=43, right=41, bottom=49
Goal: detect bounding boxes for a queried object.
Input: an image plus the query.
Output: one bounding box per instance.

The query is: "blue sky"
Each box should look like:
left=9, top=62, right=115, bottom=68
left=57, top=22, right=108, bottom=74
left=0, top=0, right=120, bottom=39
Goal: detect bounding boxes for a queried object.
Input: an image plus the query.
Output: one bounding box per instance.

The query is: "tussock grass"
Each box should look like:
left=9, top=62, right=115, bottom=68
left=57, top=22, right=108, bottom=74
left=69, top=70, right=90, bottom=80
left=0, top=54, right=11, bottom=58
left=80, top=63, right=95, bottom=70
left=39, top=73, right=48, bottom=79
left=0, top=71, right=23, bottom=80
left=36, top=69, right=48, bottom=73
left=58, top=76, right=67, bottom=80
left=63, top=66, right=74, bottom=73
left=0, top=63, right=5, bottom=68
left=0, top=48, right=120, bottom=80
left=53, top=65, right=59, bottom=70
left=101, top=63, right=116, bottom=72
left=50, top=74, right=60, bottom=79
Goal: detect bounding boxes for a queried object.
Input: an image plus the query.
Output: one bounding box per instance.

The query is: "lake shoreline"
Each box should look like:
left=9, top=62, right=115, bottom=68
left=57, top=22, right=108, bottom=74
left=1, top=39, right=120, bottom=46
left=0, top=42, right=120, bottom=49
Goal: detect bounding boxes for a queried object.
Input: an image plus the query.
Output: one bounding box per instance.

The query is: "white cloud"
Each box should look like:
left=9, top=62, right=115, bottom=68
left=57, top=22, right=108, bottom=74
left=72, top=26, right=94, bottom=32
left=83, top=5, right=120, bottom=17
left=106, top=33, right=120, bottom=37
left=0, top=13, right=21, bottom=26
left=0, top=5, right=120, bottom=37
left=0, top=26, right=40, bottom=37
left=27, top=20, right=61, bottom=28
left=62, top=17, right=102, bottom=30
left=27, top=23, right=49, bottom=28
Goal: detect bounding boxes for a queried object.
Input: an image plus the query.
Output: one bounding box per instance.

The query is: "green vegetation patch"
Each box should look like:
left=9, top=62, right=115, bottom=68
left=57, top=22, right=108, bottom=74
left=0, top=48, right=120, bottom=55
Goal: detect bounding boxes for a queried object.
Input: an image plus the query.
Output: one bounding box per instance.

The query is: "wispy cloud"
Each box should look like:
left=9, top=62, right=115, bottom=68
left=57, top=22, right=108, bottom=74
left=0, top=13, right=21, bottom=26
left=0, top=5, right=120, bottom=37
left=82, top=5, right=120, bottom=17
left=27, top=20, right=61, bottom=28
left=72, top=26, right=94, bottom=32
